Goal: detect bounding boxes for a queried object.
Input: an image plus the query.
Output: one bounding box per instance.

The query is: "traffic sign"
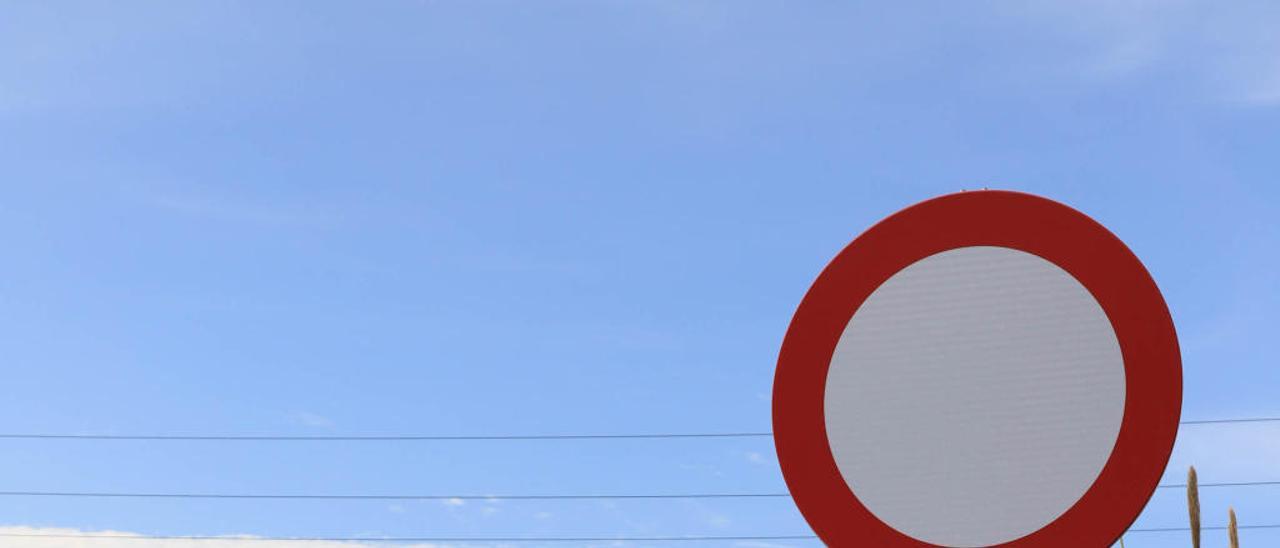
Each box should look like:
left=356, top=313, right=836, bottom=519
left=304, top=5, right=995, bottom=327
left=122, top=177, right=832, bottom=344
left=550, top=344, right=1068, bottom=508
left=773, top=190, right=1181, bottom=547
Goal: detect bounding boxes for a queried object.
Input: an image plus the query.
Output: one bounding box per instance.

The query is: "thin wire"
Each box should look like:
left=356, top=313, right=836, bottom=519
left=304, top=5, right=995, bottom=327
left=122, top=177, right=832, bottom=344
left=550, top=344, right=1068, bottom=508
left=1156, top=480, right=1280, bottom=489
left=1, top=480, right=1276, bottom=501
left=6, top=527, right=1280, bottom=541
left=0, top=414, right=1269, bottom=440
left=0, top=491, right=791, bottom=500
left=0, top=432, right=774, bottom=441
left=1180, top=417, right=1280, bottom=425
left=0, top=417, right=1272, bottom=442
left=0, top=533, right=821, bottom=543
left=1130, top=524, right=1280, bottom=533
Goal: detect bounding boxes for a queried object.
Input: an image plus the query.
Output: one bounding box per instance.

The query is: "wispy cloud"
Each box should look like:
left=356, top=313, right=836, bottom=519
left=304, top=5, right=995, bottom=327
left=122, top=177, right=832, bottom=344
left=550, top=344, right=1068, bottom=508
left=1165, top=423, right=1280, bottom=482
left=0, top=526, right=454, bottom=548
left=287, top=411, right=335, bottom=429
left=1016, top=0, right=1280, bottom=106
left=135, top=184, right=337, bottom=227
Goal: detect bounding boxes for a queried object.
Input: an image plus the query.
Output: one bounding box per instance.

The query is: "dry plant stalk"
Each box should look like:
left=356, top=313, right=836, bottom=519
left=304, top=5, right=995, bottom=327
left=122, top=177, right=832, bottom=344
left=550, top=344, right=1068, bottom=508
left=1188, top=466, right=1201, bottom=548
left=1228, top=507, right=1239, bottom=548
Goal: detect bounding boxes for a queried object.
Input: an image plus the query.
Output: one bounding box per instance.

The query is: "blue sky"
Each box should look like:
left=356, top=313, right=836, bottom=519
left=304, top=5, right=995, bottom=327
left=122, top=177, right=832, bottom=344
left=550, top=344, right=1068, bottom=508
left=1, top=1, right=1278, bottom=547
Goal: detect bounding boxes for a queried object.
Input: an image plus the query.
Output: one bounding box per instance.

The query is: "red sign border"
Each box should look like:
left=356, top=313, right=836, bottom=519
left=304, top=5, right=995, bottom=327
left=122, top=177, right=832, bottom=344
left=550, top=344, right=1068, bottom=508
left=773, top=190, right=1182, bottom=547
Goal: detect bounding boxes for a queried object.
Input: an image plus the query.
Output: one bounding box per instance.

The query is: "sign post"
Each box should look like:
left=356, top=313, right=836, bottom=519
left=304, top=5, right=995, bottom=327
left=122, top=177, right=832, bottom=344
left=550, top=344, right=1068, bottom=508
left=773, top=191, right=1181, bottom=547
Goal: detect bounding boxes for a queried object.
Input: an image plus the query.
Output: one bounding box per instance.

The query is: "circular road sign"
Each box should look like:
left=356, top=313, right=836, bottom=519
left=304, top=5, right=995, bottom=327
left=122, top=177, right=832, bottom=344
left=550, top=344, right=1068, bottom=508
left=773, top=190, right=1181, bottom=547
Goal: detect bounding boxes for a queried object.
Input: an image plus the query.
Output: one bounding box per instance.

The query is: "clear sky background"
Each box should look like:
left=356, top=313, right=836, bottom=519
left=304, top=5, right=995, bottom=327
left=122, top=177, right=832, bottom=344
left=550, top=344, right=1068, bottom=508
left=2, top=2, right=1278, bottom=547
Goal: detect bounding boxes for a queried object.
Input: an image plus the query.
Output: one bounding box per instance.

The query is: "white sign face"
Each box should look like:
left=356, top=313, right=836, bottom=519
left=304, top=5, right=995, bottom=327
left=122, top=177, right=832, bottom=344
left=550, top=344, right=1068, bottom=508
left=824, top=246, right=1126, bottom=547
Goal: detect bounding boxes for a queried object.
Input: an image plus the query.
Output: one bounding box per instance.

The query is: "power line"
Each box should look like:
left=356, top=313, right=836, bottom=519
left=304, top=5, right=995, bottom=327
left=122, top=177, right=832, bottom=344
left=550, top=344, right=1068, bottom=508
left=1156, top=480, right=1280, bottom=489
left=1130, top=524, right=1280, bottom=533
left=0, top=416, right=1274, bottom=442
left=1180, top=417, right=1280, bottom=425
left=6, top=526, right=1280, bottom=542
left=0, top=533, right=821, bottom=543
left=0, top=491, right=791, bottom=500
left=1, top=480, right=1276, bottom=501
left=0, top=432, right=768, bottom=440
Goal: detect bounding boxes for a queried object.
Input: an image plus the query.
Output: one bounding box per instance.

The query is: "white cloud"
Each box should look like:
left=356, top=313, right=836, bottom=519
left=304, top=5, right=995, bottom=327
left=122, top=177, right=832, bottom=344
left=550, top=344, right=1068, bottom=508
left=288, top=411, right=335, bottom=429
left=1016, top=0, right=1280, bottom=106
left=0, top=526, right=454, bottom=548
left=134, top=184, right=337, bottom=227
left=1165, top=423, right=1280, bottom=482
left=706, top=514, right=732, bottom=528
